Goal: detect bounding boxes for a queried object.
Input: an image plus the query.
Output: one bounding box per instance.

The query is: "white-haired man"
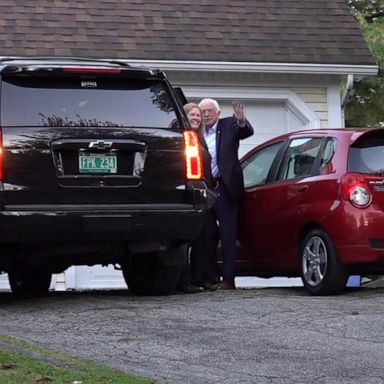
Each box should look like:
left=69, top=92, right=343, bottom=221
left=198, top=98, right=254, bottom=289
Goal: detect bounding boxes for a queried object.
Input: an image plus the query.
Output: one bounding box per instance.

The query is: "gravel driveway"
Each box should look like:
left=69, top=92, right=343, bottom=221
left=0, top=286, right=384, bottom=384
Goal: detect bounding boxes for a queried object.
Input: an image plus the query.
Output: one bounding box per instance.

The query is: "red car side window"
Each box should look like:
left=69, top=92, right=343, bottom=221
left=277, top=137, right=322, bottom=181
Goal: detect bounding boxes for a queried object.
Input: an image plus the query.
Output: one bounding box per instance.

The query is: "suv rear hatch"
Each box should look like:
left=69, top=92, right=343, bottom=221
left=0, top=62, right=192, bottom=208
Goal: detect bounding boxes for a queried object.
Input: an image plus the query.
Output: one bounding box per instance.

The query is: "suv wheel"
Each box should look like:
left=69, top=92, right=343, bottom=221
left=300, top=229, right=348, bottom=295
left=8, top=267, right=52, bottom=295
left=122, top=252, right=182, bottom=295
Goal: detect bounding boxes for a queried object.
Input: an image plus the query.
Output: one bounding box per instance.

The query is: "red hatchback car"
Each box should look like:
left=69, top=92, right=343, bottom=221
left=237, top=128, right=384, bottom=295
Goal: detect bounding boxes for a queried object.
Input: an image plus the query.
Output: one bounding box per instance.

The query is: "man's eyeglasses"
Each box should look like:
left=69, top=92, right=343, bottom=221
left=201, top=108, right=218, bottom=115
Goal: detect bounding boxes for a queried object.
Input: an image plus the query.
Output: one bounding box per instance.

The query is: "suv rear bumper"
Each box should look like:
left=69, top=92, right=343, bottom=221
left=0, top=204, right=207, bottom=242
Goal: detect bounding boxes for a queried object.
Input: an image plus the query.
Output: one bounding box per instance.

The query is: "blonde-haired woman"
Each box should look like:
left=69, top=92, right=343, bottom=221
left=177, top=103, right=218, bottom=293
left=184, top=102, right=203, bottom=129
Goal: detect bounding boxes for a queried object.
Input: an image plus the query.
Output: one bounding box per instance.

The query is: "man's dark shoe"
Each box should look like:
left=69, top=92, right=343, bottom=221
left=218, top=281, right=236, bottom=290
left=202, top=281, right=219, bottom=291
left=180, top=283, right=204, bottom=294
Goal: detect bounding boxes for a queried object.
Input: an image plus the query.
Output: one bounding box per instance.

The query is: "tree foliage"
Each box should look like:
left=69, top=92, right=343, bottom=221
left=348, top=0, right=384, bottom=21
left=345, top=0, right=384, bottom=127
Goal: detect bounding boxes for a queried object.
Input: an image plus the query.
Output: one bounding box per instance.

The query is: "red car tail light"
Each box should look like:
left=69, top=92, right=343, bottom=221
left=341, top=173, right=372, bottom=208
left=183, top=130, right=203, bottom=180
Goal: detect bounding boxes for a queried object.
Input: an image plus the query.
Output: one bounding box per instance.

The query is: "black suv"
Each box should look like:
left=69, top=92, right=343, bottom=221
left=0, top=57, right=210, bottom=295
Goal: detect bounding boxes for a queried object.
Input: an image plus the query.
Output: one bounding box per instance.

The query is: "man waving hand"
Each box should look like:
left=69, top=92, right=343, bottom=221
left=199, top=98, right=254, bottom=289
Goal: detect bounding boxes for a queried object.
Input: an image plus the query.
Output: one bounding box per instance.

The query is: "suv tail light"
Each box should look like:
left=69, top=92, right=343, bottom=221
left=183, top=130, right=203, bottom=180
left=0, top=128, right=2, bottom=181
left=341, top=173, right=372, bottom=208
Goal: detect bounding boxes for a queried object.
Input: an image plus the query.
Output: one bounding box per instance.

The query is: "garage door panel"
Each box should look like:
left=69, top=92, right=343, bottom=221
left=219, top=100, right=307, bottom=157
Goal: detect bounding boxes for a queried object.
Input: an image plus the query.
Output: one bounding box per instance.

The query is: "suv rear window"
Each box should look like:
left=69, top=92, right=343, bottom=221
left=349, top=134, right=384, bottom=174
left=1, top=76, right=177, bottom=128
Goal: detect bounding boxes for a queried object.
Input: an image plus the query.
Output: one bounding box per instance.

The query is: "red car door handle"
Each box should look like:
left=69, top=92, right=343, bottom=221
left=297, top=185, right=308, bottom=193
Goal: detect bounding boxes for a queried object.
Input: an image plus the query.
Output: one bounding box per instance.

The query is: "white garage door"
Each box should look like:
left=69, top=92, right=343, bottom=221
left=0, top=274, right=9, bottom=290
left=218, top=100, right=308, bottom=158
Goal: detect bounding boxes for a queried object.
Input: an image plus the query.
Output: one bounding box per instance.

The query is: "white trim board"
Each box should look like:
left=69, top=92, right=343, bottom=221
left=121, top=60, right=378, bottom=76
left=327, top=84, right=344, bottom=128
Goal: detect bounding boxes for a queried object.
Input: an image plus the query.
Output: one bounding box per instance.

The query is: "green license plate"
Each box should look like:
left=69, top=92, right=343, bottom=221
left=79, top=153, right=117, bottom=174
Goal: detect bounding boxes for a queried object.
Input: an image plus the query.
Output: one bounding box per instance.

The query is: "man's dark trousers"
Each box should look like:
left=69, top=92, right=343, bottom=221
left=213, top=178, right=238, bottom=283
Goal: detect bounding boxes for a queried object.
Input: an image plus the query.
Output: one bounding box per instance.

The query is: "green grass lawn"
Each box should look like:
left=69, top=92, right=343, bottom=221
left=0, top=335, right=153, bottom=384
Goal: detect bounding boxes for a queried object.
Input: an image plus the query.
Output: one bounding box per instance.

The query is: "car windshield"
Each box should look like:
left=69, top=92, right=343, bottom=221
left=1, top=76, right=177, bottom=128
left=349, top=134, right=384, bottom=175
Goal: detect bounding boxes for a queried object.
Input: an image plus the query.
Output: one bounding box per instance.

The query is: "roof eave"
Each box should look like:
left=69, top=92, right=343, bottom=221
left=122, top=60, right=378, bottom=76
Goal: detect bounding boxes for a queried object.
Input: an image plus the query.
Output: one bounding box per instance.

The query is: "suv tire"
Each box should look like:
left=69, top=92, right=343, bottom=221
left=122, top=251, right=183, bottom=295
left=8, top=267, right=52, bottom=296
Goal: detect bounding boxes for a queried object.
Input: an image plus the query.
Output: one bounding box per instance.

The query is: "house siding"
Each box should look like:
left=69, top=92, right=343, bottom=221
left=292, top=87, right=329, bottom=128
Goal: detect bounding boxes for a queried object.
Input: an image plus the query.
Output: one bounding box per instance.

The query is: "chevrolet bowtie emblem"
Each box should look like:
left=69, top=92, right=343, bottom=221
left=88, top=140, right=113, bottom=149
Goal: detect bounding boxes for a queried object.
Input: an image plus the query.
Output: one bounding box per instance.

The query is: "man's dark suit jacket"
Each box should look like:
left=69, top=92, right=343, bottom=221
left=216, top=116, right=254, bottom=200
